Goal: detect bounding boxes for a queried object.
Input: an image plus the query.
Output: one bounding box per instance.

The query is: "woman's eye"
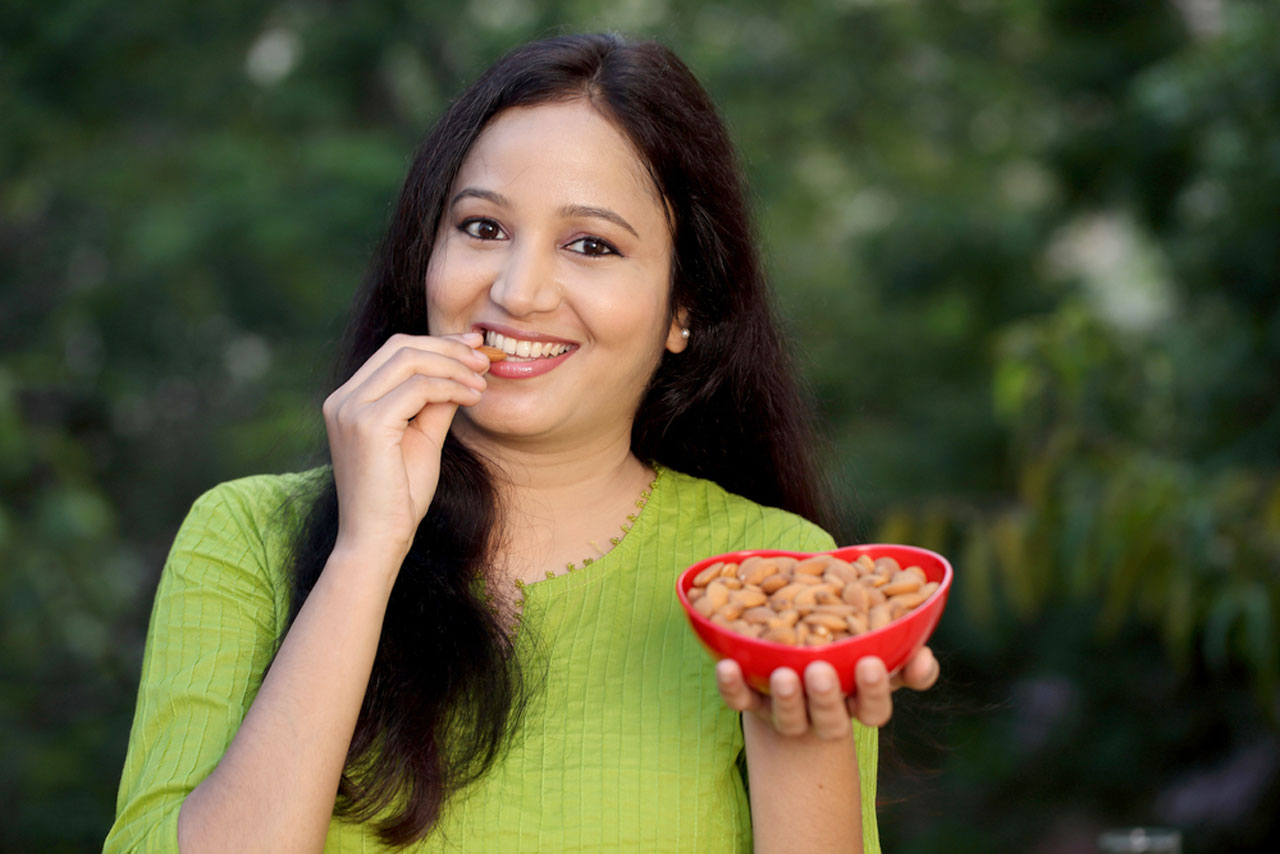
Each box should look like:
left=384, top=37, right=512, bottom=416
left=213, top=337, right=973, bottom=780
left=460, top=218, right=506, bottom=240
left=564, top=236, right=620, bottom=257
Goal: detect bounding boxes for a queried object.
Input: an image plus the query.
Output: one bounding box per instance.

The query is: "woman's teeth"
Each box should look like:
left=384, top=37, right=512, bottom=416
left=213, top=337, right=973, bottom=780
left=484, top=330, right=571, bottom=360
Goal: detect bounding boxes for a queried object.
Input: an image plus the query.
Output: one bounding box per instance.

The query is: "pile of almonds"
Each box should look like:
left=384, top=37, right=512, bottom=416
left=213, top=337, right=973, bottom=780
left=687, top=553, right=939, bottom=646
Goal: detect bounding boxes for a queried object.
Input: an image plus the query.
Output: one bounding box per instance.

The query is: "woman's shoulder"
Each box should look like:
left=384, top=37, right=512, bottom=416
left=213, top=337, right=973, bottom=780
left=655, top=466, right=837, bottom=553
left=190, top=467, right=327, bottom=517
left=173, top=467, right=328, bottom=557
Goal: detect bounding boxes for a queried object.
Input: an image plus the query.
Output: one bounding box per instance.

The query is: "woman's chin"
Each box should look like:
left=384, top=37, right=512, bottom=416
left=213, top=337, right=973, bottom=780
left=454, top=407, right=560, bottom=445
left=454, top=406, right=627, bottom=454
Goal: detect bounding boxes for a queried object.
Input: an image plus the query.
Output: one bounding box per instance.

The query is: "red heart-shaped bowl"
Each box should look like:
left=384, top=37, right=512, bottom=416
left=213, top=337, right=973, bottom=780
left=676, top=544, right=952, bottom=695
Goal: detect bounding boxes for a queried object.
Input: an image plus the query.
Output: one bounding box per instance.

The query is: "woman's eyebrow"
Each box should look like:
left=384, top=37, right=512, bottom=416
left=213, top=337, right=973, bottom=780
left=558, top=203, right=639, bottom=239
left=451, top=187, right=509, bottom=208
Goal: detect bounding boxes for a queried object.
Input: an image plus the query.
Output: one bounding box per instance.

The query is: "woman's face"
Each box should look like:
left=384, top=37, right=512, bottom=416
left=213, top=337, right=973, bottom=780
left=426, top=99, right=687, bottom=451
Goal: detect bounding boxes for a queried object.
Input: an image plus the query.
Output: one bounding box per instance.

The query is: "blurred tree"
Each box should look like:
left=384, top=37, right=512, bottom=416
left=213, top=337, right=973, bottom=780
left=868, top=2, right=1280, bottom=850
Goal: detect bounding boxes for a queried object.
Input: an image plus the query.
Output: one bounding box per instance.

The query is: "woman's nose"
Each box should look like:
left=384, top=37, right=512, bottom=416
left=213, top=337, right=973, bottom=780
left=488, top=240, right=561, bottom=316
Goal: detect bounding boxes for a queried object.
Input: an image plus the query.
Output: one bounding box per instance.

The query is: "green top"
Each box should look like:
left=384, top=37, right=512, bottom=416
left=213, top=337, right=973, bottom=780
left=107, top=466, right=880, bottom=853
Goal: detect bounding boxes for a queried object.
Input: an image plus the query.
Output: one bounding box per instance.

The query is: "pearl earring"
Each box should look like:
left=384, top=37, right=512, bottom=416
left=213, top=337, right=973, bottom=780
left=680, top=327, right=690, bottom=340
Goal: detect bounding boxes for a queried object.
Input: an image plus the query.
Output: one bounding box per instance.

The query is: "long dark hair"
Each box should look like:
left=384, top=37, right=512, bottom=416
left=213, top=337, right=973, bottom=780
left=283, top=32, right=838, bottom=846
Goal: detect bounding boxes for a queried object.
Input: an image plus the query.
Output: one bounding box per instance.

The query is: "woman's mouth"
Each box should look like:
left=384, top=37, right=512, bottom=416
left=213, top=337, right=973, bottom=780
left=479, top=328, right=577, bottom=379
left=483, top=329, right=574, bottom=361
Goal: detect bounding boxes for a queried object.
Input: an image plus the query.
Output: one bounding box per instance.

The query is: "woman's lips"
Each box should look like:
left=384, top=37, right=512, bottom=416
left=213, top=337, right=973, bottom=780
left=475, top=326, right=577, bottom=378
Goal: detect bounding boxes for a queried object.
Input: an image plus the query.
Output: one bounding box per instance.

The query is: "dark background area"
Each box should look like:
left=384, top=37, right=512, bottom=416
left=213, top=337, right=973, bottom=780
left=3, top=1, right=1277, bottom=851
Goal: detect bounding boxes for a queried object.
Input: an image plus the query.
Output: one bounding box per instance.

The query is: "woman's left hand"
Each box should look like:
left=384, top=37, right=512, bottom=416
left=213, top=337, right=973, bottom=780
left=716, top=647, right=939, bottom=737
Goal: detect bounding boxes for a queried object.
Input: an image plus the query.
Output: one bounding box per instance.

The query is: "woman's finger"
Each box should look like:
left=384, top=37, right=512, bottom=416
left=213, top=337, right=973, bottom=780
left=848, top=657, right=893, bottom=728
left=342, top=348, right=487, bottom=413
left=716, top=659, right=763, bottom=715
left=768, top=668, right=809, bottom=736
left=891, top=646, right=940, bottom=693
left=334, top=332, right=486, bottom=400
left=803, top=662, right=852, bottom=741
left=364, top=375, right=484, bottom=428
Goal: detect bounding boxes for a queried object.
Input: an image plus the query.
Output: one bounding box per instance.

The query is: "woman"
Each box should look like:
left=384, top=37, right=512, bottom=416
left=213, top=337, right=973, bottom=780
left=107, top=33, right=938, bottom=853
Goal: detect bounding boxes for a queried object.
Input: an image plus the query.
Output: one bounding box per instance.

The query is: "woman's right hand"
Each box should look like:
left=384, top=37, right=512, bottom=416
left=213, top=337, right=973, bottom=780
left=322, top=331, right=490, bottom=565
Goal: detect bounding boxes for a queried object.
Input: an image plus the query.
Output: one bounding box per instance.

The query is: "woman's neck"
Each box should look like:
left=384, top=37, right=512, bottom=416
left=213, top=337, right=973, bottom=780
left=452, top=427, right=654, bottom=584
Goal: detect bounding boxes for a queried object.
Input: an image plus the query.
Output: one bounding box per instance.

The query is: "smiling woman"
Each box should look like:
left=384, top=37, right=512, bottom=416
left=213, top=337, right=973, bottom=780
left=105, top=32, right=937, bottom=854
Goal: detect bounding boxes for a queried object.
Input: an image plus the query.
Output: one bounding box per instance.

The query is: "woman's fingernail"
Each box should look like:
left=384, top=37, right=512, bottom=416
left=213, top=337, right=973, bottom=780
left=462, top=331, right=483, bottom=343
left=811, top=671, right=833, bottom=692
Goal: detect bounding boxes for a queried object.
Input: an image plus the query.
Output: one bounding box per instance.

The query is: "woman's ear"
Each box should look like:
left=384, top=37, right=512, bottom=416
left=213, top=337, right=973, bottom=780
left=665, top=309, right=691, bottom=354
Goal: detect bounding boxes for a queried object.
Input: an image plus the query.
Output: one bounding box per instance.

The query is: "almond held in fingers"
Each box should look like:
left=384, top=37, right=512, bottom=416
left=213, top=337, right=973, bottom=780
left=476, top=344, right=507, bottom=362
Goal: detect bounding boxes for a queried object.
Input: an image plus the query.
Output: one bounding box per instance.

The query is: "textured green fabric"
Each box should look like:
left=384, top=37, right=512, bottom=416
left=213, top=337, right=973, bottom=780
left=107, top=467, right=880, bottom=853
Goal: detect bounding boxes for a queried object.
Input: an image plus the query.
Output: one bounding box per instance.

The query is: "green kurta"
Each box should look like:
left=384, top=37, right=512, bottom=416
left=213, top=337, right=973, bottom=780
left=107, top=466, right=880, bottom=852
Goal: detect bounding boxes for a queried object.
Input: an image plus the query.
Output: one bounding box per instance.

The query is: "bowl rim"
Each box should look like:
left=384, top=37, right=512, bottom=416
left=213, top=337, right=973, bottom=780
left=675, top=543, right=953, bottom=653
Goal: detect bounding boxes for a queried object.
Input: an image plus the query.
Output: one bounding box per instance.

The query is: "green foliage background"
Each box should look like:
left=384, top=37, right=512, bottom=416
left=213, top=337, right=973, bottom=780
left=3, top=1, right=1277, bottom=851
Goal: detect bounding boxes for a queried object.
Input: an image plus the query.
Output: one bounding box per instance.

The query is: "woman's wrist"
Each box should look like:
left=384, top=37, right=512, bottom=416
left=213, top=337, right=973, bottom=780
left=742, top=711, right=862, bottom=853
left=327, top=536, right=409, bottom=594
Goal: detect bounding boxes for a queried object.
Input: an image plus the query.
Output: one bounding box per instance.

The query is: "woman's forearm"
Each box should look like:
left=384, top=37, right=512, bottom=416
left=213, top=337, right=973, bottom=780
left=743, top=713, right=863, bottom=854
left=176, top=546, right=400, bottom=854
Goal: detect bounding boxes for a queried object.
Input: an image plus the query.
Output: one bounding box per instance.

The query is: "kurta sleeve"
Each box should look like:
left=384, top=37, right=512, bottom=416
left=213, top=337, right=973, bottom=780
left=105, top=480, right=285, bottom=853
